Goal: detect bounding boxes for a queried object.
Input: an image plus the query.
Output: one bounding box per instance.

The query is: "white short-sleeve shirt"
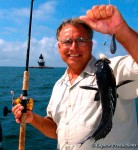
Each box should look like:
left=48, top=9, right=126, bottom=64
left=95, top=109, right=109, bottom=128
left=47, top=55, right=138, bottom=150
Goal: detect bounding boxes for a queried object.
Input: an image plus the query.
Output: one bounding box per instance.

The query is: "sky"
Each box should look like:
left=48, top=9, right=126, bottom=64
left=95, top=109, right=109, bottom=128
left=0, top=0, right=138, bottom=67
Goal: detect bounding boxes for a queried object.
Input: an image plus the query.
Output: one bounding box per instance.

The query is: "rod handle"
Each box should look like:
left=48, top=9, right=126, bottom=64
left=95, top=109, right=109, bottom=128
left=18, top=113, right=27, bottom=150
left=22, top=71, right=29, bottom=91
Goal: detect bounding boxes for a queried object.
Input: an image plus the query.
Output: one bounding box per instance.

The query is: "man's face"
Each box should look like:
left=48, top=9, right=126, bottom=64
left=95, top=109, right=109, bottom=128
left=58, top=24, right=92, bottom=70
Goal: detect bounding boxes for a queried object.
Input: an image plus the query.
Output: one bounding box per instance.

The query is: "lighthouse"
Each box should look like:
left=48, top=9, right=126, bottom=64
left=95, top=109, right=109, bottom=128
left=29, top=54, right=53, bottom=68
left=38, top=54, right=45, bottom=67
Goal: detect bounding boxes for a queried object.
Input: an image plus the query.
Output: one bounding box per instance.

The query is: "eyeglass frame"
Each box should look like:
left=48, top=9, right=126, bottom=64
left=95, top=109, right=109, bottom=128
left=58, top=37, right=92, bottom=47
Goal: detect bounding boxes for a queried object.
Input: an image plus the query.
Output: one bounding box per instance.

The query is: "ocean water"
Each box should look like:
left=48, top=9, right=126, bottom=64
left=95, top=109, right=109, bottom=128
left=0, top=67, right=65, bottom=150
left=0, top=67, right=138, bottom=150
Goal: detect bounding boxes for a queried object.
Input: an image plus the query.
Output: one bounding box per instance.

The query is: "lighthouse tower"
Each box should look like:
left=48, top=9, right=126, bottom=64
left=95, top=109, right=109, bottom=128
left=38, top=54, right=45, bottom=67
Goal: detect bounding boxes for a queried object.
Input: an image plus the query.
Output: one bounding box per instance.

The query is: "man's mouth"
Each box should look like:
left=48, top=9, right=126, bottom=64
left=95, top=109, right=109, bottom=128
left=69, top=54, right=80, bottom=57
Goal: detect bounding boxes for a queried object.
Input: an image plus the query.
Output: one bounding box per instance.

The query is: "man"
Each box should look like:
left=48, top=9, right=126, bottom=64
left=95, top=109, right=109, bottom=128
left=12, top=5, right=138, bottom=150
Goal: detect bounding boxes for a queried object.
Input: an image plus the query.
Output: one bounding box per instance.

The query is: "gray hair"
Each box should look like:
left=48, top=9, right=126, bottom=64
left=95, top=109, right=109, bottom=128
left=56, top=18, right=93, bottom=41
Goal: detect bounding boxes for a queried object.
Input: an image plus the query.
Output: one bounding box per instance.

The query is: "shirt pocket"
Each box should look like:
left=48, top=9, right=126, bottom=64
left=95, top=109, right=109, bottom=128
left=78, top=90, right=102, bottom=129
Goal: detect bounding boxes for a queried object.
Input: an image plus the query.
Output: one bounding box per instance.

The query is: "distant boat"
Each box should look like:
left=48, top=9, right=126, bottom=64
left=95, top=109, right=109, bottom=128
left=29, top=54, right=53, bottom=69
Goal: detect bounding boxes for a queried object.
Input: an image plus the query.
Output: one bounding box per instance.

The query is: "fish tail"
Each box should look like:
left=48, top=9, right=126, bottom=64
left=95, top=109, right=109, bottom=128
left=92, top=118, right=112, bottom=142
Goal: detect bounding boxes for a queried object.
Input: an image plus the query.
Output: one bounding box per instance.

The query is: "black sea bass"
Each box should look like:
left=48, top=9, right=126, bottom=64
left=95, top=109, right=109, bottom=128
left=80, top=54, right=133, bottom=144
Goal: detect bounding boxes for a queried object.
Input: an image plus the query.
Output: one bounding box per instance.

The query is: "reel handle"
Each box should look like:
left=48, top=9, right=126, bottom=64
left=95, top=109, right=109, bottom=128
left=3, top=106, right=12, bottom=117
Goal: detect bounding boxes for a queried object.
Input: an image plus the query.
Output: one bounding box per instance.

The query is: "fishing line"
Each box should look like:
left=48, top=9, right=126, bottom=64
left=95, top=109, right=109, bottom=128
left=103, top=0, right=117, bottom=54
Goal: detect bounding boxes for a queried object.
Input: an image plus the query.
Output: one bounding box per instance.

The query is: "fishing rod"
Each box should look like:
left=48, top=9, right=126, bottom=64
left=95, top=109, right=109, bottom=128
left=2, top=0, right=34, bottom=147
left=18, top=0, right=34, bottom=150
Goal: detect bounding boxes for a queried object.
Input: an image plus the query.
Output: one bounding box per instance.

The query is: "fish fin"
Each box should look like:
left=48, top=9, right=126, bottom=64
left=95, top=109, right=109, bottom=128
left=94, top=92, right=100, bottom=101
left=116, top=80, right=134, bottom=88
left=80, top=85, right=98, bottom=91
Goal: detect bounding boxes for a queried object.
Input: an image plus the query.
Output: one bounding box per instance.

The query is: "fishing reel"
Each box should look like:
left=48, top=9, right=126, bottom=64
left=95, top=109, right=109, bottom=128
left=3, top=91, right=34, bottom=117
left=12, top=97, right=34, bottom=111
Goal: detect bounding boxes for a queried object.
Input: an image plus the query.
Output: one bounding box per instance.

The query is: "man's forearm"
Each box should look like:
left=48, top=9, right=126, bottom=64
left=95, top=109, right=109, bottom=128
left=115, top=21, right=138, bottom=63
left=30, top=113, right=57, bottom=139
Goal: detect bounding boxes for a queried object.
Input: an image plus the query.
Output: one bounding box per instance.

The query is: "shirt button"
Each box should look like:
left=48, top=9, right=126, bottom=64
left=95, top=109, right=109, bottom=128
left=65, top=140, right=68, bottom=144
left=66, top=122, right=69, bottom=125
left=68, top=104, right=71, bottom=108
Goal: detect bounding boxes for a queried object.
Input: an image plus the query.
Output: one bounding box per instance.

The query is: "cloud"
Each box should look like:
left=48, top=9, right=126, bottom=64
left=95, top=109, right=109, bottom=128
left=0, top=39, right=26, bottom=65
left=34, top=1, right=57, bottom=20
left=0, top=1, right=57, bottom=19
left=0, top=1, right=63, bottom=67
left=29, top=36, right=61, bottom=66
left=0, top=1, right=57, bottom=40
left=0, top=36, right=65, bottom=67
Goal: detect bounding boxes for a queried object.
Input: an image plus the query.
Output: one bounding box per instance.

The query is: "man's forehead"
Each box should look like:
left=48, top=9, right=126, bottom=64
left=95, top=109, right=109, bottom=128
left=60, top=26, right=73, bottom=33
left=59, top=25, right=85, bottom=38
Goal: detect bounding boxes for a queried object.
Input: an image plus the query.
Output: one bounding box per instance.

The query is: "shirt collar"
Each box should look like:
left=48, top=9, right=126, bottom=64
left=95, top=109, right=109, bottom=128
left=83, top=56, right=97, bottom=76
left=59, top=56, right=97, bottom=83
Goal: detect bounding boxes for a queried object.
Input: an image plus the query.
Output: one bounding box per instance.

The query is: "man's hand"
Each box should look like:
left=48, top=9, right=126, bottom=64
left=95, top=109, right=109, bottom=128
left=12, top=104, right=33, bottom=123
left=80, top=5, right=126, bottom=35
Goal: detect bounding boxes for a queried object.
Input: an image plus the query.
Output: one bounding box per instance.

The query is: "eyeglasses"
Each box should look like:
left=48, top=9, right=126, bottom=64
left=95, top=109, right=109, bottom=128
left=59, top=37, right=91, bottom=47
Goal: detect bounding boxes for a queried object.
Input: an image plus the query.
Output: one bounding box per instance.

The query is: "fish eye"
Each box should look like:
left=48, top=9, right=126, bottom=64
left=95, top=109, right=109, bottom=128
left=104, top=59, right=111, bottom=64
left=95, top=60, right=102, bottom=67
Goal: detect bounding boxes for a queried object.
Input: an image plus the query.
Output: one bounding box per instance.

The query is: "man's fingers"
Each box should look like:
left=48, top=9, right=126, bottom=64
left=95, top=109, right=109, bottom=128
left=85, top=5, right=115, bottom=20
left=99, top=5, right=108, bottom=19
left=79, top=16, right=97, bottom=29
left=106, top=5, right=115, bottom=17
left=16, top=118, right=21, bottom=124
left=12, top=104, right=24, bottom=119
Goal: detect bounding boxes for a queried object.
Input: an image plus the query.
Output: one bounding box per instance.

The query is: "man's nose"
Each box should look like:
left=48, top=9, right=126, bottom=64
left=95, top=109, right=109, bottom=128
left=70, top=40, right=78, bottom=50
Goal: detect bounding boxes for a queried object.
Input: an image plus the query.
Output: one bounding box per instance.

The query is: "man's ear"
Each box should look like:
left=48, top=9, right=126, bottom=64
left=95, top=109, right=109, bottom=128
left=57, top=42, right=61, bottom=52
